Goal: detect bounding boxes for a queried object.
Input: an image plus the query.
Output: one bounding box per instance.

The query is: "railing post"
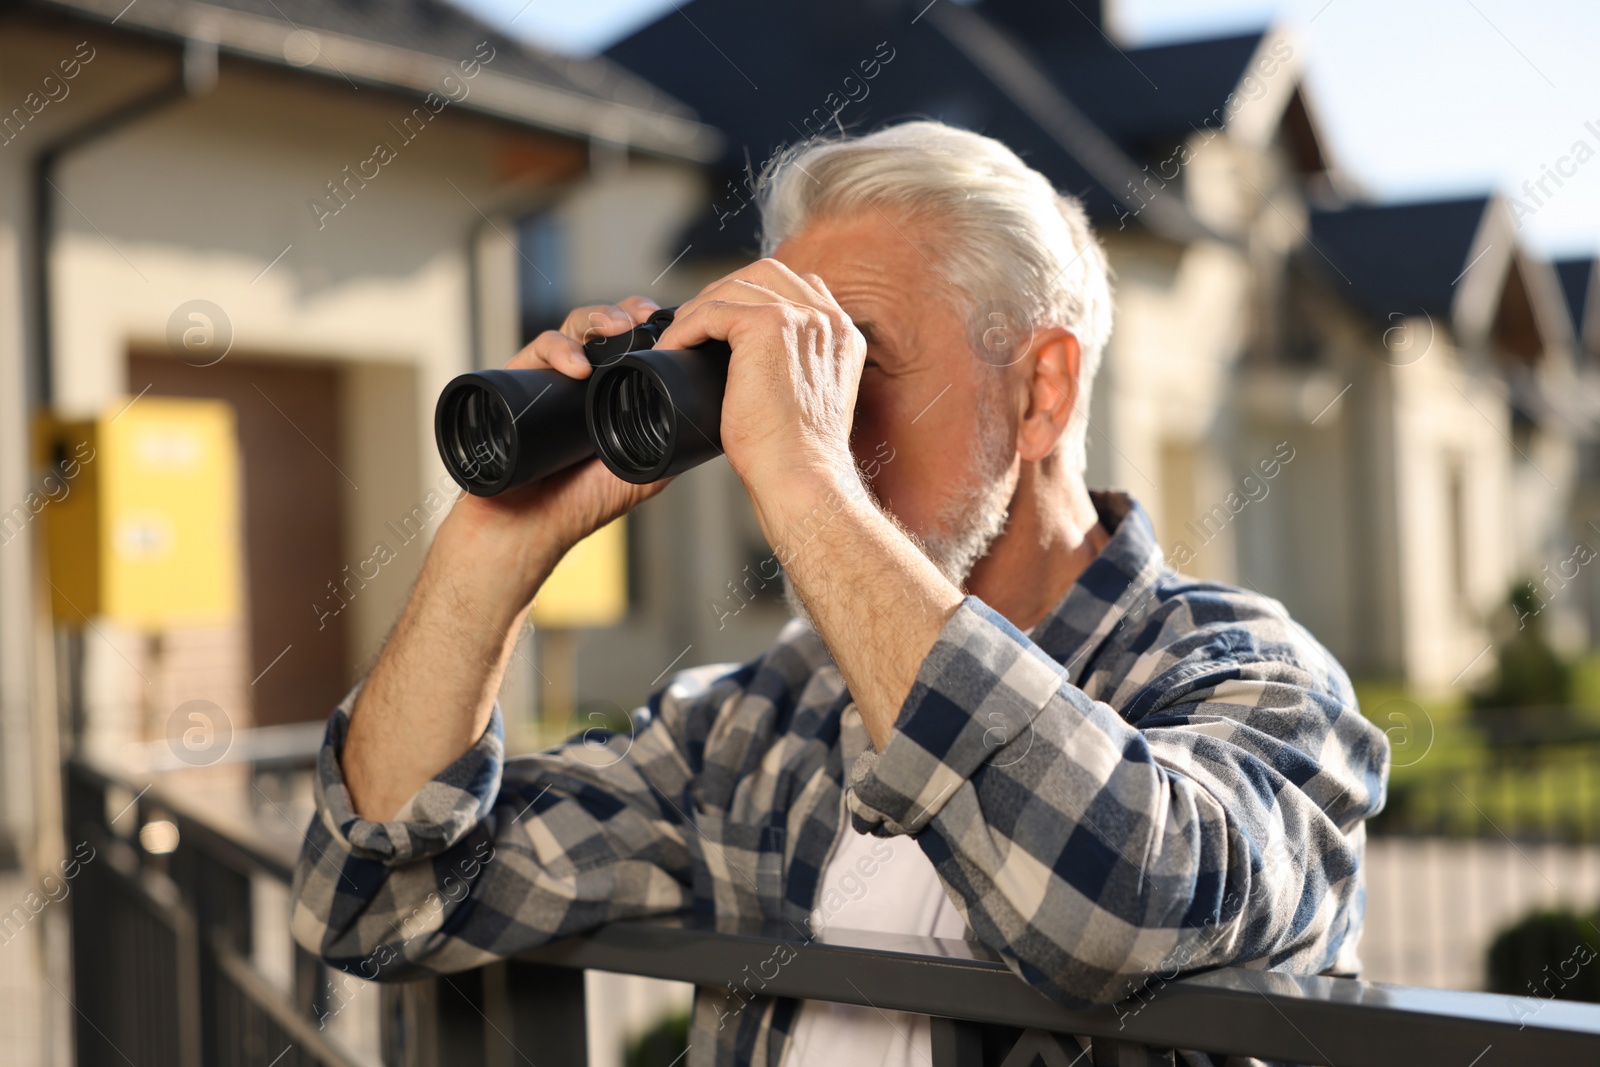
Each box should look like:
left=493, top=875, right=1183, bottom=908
left=497, top=960, right=587, bottom=1066
left=295, top=942, right=331, bottom=1023
left=172, top=835, right=253, bottom=1065
left=930, top=1015, right=985, bottom=1065
left=381, top=969, right=488, bottom=1067
left=378, top=961, right=587, bottom=1067
left=65, top=764, right=205, bottom=1067
left=64, top=764, right=113, bottom=1067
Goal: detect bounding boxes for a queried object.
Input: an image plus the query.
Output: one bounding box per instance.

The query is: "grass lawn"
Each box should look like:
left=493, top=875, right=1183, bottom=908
left=1357, top=662, right=1600, bottom=842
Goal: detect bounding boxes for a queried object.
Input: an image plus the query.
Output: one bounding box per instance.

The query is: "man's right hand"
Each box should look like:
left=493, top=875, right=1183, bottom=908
left=439, top=295, right=671, bottom=613
left=342, top=297, right=667, bottom=822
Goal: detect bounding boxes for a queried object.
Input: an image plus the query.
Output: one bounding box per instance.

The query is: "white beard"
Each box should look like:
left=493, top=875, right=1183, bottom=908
left=782, top=391, right=1017, bottom=628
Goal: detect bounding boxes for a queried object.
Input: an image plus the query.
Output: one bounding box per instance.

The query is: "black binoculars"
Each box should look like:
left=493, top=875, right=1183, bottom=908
left=434, top=307, right=731, bottom=496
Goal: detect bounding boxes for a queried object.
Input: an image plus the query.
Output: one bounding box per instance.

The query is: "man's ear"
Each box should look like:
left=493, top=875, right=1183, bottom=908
left=1016, top=326, right=1080, bottom=463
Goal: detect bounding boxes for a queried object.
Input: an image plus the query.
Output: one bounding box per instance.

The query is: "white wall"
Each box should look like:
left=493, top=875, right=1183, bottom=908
left=1363, top=836, right=1600, bottom=991
left=1390, top=353, right=1518, bottom=690
left=1098, top=234, right=1253, bottom=560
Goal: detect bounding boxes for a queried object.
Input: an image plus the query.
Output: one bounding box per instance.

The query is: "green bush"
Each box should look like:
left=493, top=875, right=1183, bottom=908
left=1472, top=633, right=1572, bottom=710
left=1486, top=908, right=1600, bottom=1002
left=624, top=1009, right=691, bottom=1067
left=1468, top=583, right=1577, bottom=743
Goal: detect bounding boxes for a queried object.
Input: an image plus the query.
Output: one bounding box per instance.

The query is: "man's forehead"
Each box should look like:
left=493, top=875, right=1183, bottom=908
left=774, top=221, right=950, bottom=339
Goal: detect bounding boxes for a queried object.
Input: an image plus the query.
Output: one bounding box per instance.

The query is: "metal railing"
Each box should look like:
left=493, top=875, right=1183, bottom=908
left=66, top=752, right=357, bottom=1067
left=64, top=748, right=1600, bottom=1067
left=1373, top=715, right=1600, bottom=842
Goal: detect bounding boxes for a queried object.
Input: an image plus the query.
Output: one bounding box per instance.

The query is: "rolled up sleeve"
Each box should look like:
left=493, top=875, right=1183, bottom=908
left=844, top=594, right=1388, bottom=1007
left=290, top=676, right=707, bottom=981
left=845, top=598, right=1069, bottom=836
left=312, top=685, right=504, bottom=867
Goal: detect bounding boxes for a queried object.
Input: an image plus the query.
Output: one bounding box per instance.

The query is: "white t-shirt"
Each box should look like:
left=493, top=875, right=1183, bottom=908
left=783, top=630, right=1044, bottom=1064
left=780, top=795, right=971, bottom=1065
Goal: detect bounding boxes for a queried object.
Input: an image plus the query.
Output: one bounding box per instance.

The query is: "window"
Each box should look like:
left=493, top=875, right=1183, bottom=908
left=518, top=209, right=568, bottom=345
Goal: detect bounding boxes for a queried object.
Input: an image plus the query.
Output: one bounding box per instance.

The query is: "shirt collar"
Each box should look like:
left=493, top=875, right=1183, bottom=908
left=804, top=490, right=1166, bottom=767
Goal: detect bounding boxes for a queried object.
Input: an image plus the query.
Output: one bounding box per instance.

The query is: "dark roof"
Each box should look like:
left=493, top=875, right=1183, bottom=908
left=1032, top=32, right=1267, bottom=154
left=980, top=0, right=1107, bottom=40
left=1307, top=196, right=1492, bottom=321
left=605, top=0, right=1278, bottom=254
left=1556, top=258, right=1595, bottom=340
left=20, top=0, right=721, bottom=159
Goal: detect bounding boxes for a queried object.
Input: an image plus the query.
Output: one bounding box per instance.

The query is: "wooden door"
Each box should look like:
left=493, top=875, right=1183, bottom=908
left=130, top=352, right=350, bottom=727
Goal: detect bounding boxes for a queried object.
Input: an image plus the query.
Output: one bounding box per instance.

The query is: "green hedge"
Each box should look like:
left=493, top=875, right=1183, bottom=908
left=625, top=1009, right=691, bottom=1067
left=1486, top=908, right=1600, bottom=1002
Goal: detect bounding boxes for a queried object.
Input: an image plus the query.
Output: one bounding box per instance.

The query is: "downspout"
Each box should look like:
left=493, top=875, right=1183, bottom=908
left=23, top=25, right=214, bottom=831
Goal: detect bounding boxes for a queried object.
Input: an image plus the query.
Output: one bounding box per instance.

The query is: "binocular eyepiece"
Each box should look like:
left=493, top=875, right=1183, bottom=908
left=435, top=307, right=731, bottom=495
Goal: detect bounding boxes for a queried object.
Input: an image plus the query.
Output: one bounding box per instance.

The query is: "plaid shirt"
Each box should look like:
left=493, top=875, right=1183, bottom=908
left=291, top=490, right=1389, bottom=1066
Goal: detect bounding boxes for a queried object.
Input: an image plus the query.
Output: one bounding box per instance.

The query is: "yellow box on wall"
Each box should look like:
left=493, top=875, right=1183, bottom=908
left=36, top=397, right=243, bottom=628
left=531, top=516, right=627, bottom=628
left=26, top=415, right=97, bottom=619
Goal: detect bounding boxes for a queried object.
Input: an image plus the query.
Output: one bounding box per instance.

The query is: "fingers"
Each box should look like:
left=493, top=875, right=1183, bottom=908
left=504, top=265, right=833, bottom=375
left=505, top=298, right=661, bottom=377
left=754, top=260, right=840, bottom=317
left=656, top=296, right=791, bottom=353
left=506, top=330, right=589, bottom=376
left=562, top=304, right=631, bottom=354
left=664, top=260, right=844, bottom=346
left=797, top=272, right=831, bottom=301
left=617, top=295, right=662, bottom=324
left=722, top=258, right=826, bottom=306
left=659, top=274, right=855, bottom=357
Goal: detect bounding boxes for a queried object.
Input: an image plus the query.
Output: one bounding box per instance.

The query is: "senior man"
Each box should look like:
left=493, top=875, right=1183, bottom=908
left=291, top=120, right=1389, bottom=1066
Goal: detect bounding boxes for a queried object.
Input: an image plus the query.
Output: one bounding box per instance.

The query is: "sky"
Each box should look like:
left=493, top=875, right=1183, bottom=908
left=446, top=0, right=1600, bottom=261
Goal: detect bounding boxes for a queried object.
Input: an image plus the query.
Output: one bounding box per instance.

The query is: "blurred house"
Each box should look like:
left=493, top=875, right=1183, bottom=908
left=1559, top=257, right=1600, bottom=365
left=2, top=6, right=1597, bottom=1062
left=1556, top=255, right=1600, bottom=644
left=0, top=0, right=718, bottom=864
left=599, top=0, right=1600, bottom=696
left=1268, top=197, right=1584, bottom=687
left=3, top=0, right=1596, bottom=886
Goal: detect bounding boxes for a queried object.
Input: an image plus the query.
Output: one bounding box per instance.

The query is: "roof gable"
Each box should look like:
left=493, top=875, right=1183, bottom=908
left=1307, top=197, right=1492, bottom=322
left=1309, top=196, right=1581, bottom=363
left=1556, top=257, right=1597, bottom=355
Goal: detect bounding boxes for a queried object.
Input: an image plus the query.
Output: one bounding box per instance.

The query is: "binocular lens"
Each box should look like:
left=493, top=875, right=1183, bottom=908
left=443, top=386, right=512, bottom=489
left=594, top=366, right=674, bottom=478
left=433, top=307, right=729, bottom=495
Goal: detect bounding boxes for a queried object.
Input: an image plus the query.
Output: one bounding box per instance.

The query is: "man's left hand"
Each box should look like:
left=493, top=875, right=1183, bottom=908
left=654, top=258, right=963, bottom=752
left=652, top=258, right=866, bottom=505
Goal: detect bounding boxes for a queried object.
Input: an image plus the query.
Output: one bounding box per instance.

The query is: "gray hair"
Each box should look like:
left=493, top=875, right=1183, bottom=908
left=756, top=120, right=1114, bottom=473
